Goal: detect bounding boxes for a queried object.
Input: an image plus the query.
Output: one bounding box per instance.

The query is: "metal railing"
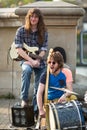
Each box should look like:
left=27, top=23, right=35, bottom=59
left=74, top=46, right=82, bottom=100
left=79, top=23, right=87, bottom=66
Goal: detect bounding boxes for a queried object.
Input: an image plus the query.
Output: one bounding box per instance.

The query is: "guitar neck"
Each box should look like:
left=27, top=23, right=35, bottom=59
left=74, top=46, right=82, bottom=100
left=29, top=53, right=43, bottom=60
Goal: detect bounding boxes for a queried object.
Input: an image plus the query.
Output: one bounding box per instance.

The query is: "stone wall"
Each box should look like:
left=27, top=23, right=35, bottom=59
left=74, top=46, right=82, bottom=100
left=0, top=9, right=22, bottom=97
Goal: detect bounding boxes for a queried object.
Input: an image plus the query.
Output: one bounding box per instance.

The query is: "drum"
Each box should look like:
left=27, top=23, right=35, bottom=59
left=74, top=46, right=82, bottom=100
left=49, top=100, right=85, bottom=130
left=82, top=102, right=87, bottom=121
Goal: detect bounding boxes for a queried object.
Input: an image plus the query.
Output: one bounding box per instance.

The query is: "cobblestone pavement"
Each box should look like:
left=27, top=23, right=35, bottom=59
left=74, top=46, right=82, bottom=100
left=0, top=99, right=13, bottom=129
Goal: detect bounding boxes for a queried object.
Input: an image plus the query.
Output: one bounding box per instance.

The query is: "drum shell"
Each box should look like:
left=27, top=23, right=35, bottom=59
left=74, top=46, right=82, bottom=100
left=82, top=102, right=87, bottom=121
left=49, top=101, right=85, bottom=130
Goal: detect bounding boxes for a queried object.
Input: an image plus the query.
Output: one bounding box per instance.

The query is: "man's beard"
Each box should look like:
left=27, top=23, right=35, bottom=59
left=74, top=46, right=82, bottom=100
left=51, top=66, right=60, bottom=74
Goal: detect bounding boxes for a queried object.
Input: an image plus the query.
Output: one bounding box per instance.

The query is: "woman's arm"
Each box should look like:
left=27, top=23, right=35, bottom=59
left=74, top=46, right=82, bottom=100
left=16, top=48, right=40, bottom=67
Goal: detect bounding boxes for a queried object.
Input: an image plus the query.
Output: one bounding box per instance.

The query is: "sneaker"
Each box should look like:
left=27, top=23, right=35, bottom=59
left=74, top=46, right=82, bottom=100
left=21, top=100, right=28, bottom=107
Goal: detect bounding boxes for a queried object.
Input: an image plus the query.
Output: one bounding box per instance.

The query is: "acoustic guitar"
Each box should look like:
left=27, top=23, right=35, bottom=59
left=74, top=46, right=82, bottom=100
left=9, top=42, right=43, bottom=61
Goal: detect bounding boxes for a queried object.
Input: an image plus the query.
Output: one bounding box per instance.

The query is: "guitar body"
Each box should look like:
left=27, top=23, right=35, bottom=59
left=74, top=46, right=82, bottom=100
left=9, top=42, right=39, bottom=61
left=10, top=42, right=20, bottom=61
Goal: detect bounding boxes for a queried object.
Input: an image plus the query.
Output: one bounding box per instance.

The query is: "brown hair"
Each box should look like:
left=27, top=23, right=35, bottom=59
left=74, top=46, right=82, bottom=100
left=47, top=51, right=64, bottom=69
left=25, top=8, right=47, bottom=44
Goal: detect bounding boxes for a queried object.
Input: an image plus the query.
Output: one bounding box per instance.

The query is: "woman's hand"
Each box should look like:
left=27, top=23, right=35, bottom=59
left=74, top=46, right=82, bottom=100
left=24, top=59, right=40, bottom=68
left=32, top=59, right=40, bottom=67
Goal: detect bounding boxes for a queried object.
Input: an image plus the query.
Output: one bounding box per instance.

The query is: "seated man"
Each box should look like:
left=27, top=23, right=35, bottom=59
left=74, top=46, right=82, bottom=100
left=37, top=48, right=77, bottom=130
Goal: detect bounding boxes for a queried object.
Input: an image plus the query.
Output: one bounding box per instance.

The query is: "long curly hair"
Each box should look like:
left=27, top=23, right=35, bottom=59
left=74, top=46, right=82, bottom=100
left=25, top=8, right=47, bottom=45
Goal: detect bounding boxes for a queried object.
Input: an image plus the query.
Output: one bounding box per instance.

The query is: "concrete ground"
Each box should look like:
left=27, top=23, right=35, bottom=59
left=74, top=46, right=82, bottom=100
left=74, top=66, right=87, bottom=100
left=76, top=66, right=87, bottom=77
left=0, top=66, right=87, bottom=130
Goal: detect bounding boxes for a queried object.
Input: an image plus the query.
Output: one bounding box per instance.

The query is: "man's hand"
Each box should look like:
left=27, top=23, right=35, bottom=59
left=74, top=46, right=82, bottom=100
left=58, top=94, right=67, bottom=103
left=39, top=108, right=46, bottom=118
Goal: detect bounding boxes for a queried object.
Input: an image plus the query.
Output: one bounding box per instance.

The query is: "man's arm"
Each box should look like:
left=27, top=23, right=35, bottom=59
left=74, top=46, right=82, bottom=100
left=37, top=83, right=45, bottom=116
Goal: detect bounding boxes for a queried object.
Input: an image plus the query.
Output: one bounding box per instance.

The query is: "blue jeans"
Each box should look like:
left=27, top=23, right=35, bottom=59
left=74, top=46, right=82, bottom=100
left=21, top=63, right=46, bottom=112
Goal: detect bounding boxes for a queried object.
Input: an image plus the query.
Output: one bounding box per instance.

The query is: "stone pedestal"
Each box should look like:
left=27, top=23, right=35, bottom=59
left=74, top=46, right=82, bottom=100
left=15, top=1, right=85, bottom=81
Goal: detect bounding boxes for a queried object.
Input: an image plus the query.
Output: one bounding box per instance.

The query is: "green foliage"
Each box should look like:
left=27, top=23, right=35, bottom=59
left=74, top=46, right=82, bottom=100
left=0, top=0, right=80, bottom=7
left=62, top=0, right=81, bottom=5
left=0, top=0, right=33, bottom=8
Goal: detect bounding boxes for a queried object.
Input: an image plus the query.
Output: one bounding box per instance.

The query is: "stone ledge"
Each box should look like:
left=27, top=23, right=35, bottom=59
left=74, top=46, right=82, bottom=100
left=0, top=8, right=18, bottom=18
left=15, top=1, right=85, bottom=16
left=0, top=18, right=23, bottom=27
